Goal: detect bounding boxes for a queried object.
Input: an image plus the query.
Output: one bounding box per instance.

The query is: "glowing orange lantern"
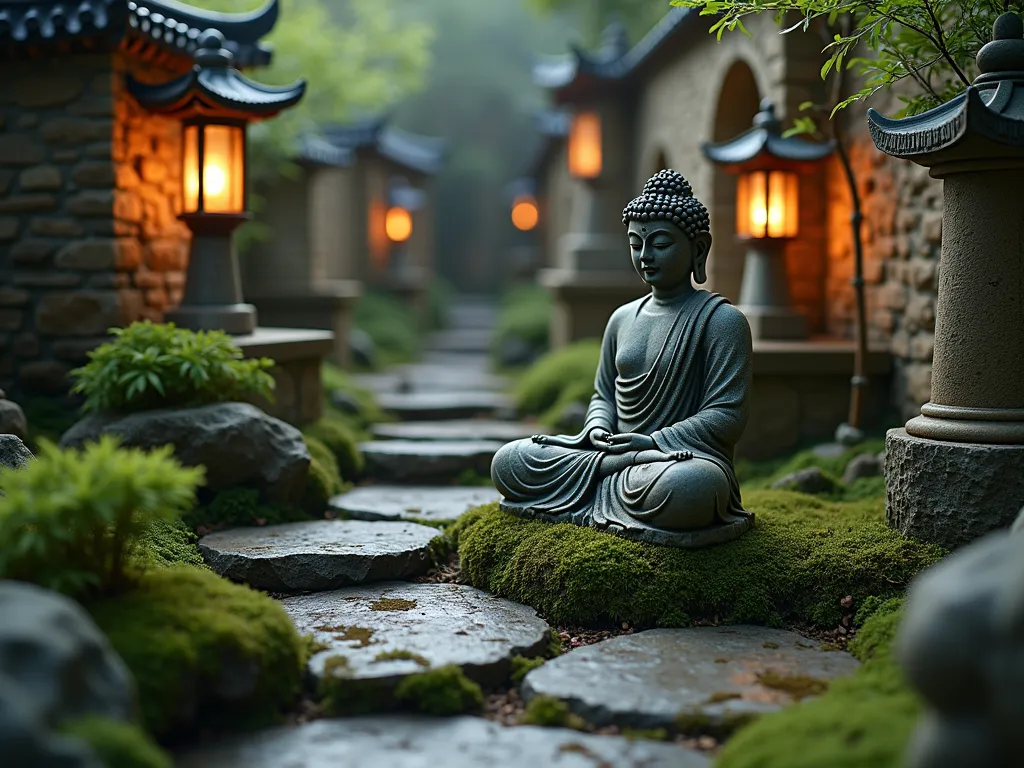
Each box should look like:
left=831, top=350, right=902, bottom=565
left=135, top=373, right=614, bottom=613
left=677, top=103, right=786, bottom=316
left=511, top=195, right=539, bottom=231
left=736, top=169, right=799, bottom=239
left=182, top=121, right=246, bottom=215
left=385, top=206, right=413, bottom=243
left=568, top=111, right=602, bottom=179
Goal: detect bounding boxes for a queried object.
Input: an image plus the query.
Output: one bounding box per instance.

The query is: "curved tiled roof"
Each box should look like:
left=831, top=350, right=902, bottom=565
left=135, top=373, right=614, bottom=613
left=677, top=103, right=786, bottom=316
left=324, top=117, right=447, bottom=176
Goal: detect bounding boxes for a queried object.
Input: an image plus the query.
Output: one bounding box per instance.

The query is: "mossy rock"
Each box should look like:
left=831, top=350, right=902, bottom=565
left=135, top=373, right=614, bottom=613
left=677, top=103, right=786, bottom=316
left=303, top=434, right=345, bottom=513
left=513, top=340, right=601, bottom=418
left=61, top=717, right=171, bottom=768
left=320, top=662, right=483, bottom=717
left=395, top=665, right=484, bottom=715
left=86, top=565, right=305, bottom=741
left=302, top=415, right=365, bottom=480
left=450, top=491, right=945, bottom=628
left=716, top=601, right=918, bottom=768
left=183, top=486, right=309, bottom=532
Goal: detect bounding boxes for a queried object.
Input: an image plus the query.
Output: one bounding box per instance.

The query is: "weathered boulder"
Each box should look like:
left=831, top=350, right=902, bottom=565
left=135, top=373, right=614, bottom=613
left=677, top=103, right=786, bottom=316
left=0, top=389, right=28, bottom=441
left=842, top=452, right=884, bottom=484
left=0, top=581, right=134, bottom=768
left=770, top=467, right=837, bottom=495
left=60, top=402, right=309, bottom=504
left=0, top=434, right=34, bottom=470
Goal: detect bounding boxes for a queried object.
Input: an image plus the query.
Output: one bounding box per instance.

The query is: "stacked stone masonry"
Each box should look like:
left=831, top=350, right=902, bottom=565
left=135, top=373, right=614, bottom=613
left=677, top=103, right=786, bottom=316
left=0, top=52, right=190, bottom=396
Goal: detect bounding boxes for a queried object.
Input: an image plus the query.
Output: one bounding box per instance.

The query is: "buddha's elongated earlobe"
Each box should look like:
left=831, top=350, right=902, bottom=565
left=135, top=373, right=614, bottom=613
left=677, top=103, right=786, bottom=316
left=692, top=232, right=712, bottom=284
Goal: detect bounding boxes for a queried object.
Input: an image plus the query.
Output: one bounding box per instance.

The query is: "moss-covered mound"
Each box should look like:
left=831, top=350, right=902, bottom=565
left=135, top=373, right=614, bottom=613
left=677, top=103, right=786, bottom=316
left=493, top=284, right=553, bottom=363
left=142, top=519, right=206, bottom=569
left=736, top=439, right=888, bottom=501
left=302, top=415, right=365, bottom=480
left=716, top=601, right=918, bottom=767
left=302, top=434, right=346, bottom=513
left=87, top=566, right=305, bottom=741
left=513, top=340, right=601, bottom=424
left=451, top=492, right=945, bottom=628
left=62, top=717, right=171, bottom=768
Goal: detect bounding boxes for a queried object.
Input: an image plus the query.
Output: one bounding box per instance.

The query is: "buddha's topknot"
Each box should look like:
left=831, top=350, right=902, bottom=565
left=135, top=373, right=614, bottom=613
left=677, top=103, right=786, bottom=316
left=622, top=169, right=710, bottom=241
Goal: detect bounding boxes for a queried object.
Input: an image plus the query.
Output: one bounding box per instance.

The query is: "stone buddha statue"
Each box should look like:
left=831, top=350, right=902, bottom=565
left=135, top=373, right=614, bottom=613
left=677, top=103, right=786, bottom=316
left=491, top=169, right=754, bottom=547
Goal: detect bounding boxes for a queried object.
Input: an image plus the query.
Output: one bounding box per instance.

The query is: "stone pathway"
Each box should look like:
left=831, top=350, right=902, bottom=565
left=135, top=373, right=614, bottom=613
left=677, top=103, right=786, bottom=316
left=372, top=419, right=541, bottom=442
left=359, top=438, right=504, bottom=484
left=329, top=486, right=498, bottom=523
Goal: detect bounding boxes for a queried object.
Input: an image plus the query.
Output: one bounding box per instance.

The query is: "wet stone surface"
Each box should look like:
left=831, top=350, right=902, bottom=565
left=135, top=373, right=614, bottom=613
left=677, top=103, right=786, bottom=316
left=354, top=364, right=507, bottom=395
left=282, top=582, right=551, bottom=688
left=372, top=419, right=542, bottom=443
left=198, top=520, right=438, bottom=592
left=522, top=626, right=860, bottom=730
left=376, top=391, right=512, bottom=421
left=175, top=716, right=712, bottom=768
left=360, top=439, right=504, bottom=484
left=330, top=485, right=499, bottom=523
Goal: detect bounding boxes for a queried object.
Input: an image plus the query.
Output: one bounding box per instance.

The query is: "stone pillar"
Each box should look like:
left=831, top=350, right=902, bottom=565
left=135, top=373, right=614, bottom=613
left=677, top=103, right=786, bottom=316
left=869, top=13, right=1024, bottom=548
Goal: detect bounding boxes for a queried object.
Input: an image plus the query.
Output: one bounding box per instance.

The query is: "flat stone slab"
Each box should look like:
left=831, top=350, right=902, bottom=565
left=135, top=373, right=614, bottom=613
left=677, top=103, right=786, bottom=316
left=428, top=328, right=493, bottom=354
left=352, top=365, right=507, bottom=395
left=176, top=717, right=711, bottom=768
left=377, top=391, right=512, bottom=421
left=198, top=520, right=438, bottom=592
left=372, top=419, right=542, bottom=443
left=360, top=440, right=503, bottom=484
left=282, top=582, right=551, bottom=687
left=330, top=486, right=499, bottom=523
left=523, top=626, right=860, bottom=729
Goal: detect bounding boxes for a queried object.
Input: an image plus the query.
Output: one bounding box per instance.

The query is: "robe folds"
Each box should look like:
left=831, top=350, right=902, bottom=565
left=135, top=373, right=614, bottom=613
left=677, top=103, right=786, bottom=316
left=491, top=289, right=753, bottom=530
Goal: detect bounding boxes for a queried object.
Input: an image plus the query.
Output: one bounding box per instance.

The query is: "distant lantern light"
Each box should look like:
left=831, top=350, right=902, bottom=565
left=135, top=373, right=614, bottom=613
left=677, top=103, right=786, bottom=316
left=511, top=195, right=539, bottom=231
left=568, top=111, right=602, bottom=179
left=385, top=206, right=413, bottom=243
left=736, top=169, right=799, bottom=239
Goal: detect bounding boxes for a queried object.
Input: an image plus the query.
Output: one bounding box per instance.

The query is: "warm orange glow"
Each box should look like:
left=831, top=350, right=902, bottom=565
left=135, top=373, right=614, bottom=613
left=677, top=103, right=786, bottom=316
left=369, top=197, right=389, bottom=269
left=385, top=206, right=413, bottom=243
left=736, top=170, right=798, bottom=238
left=182, top=123, right=245, bottom=214
left=568, top=111, right=602, bottom=179
left=511, top=195, right=539, bottom=231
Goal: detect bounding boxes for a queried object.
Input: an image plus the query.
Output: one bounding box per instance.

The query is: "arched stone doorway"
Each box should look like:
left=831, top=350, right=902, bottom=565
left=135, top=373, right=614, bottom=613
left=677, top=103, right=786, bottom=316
left=709, top=60, right=761, bottom=303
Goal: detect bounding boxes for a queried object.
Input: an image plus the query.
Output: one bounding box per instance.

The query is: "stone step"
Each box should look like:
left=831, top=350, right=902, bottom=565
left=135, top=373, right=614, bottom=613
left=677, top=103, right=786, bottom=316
left=176, top=717, right=711, bottom=768
left=197, top=520, right=438, bottom=593
left=427, top=328, right=493, bottom=354
left=352, top=364, right=507, bottom=395
left=283, top=582, right=551, bottom=689
left=330, top=486, right=499, bottom=523
left=522, top=626, right=860, bottom=730
left=376, top=391, right=513, bottom=421
left=360, top=440, right=502, bottom=484
left=372, top=419, right=539, bottom=443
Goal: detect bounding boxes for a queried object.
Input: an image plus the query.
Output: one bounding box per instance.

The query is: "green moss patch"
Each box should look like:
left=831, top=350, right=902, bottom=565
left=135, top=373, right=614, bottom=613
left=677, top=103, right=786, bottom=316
left=373, top=649, right=430, bottom=667
left=521, top=695, right=587, bottom=729
left=395, top=665, right=484, bottom=715
left=510, top=655, right=547, bottom=685
left=370, top=598, right=417, bottom=611
left=302, top=415, right=365, bottom=480
left=141, top=519, right=206, bottom=569
left=86, top=566, right=305, bottom=741
left=320, top=662, right=483, bottom=717
left=717, top=600, right=917, bottom=767
left=61, top=717, right=171, bottom=768
left=185, top=486, right=309, bottom=533
left=450, top=491, right=944, bottom=628
left=303, top=434, right=346, bottom=513
left=755, top=671, right=829, bottom=701
left=513, top=340, right=600, bottom=420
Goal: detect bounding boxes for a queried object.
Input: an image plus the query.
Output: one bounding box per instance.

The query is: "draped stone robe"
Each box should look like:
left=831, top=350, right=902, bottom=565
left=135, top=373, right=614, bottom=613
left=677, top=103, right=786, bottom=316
left=492, top=290, right=753, bottom=531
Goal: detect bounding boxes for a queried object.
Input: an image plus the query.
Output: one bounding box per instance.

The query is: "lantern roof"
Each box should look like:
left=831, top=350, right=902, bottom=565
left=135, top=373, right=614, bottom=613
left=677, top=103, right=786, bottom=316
left=0, top=0, right=278, bottom=67
left=702, top=100, right=834, bottom=173
left=389, top=181, right=427, bottom=211
left=323, top=116, right=447, bottom=176
left=126, top=28, right=304, bottom=120
left=868, top=13, right=1024, bottom=166
left=295, top=134, right=353, bottom=168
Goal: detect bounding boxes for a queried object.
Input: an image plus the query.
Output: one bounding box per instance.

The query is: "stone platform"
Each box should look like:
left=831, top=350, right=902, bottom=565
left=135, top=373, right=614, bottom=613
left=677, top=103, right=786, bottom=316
left=361, top=440, right=503, bottom=484
left=376, top=391, right=512, bottom=421
left=330, top=486, right=499, bottom=523
left=372, top=419, right=541, bottom=443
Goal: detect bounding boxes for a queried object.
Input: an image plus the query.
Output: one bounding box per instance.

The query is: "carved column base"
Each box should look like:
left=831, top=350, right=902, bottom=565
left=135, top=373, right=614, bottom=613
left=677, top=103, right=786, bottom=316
left=906, top=403, right=1024, bottom=444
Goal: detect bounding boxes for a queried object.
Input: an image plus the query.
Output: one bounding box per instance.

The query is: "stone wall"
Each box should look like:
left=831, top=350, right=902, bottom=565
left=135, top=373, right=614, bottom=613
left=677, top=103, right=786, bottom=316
left=0, top=50, right=189, bottom=396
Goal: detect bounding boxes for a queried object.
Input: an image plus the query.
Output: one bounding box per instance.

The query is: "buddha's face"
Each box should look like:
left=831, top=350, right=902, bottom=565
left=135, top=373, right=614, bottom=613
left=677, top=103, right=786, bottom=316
left=627, top=219, right=711, bottom=290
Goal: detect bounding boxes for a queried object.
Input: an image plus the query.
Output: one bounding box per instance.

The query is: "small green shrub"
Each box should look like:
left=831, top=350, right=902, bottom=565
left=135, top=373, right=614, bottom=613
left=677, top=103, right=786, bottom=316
left=87, top=565, right=305, bottom=740
left=394, top=665, right=484, bottom=716
left=451, top=491, right=945, bottom=628
left=302, top=415, right=364, bottom=480
left=62, top=717, right=171, bottom=768
left=69, top=321, right=275, bottom=414
left=184, top=487, right=307, bottom=533
left=354, top=291, right=421, bottom=365
left=0, top=437, right=204, bottom=598
left=303, top=435, right=345, bottom=513
left=514, top=340, right=601, bottom=418
left=493, top=285, right=553, bottom=361
left=520, top=695, right=586, bottom=729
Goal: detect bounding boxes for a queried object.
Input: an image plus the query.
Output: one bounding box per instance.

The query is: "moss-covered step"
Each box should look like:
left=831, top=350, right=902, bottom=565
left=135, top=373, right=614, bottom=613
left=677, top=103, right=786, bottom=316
left=175, top=716, right=711, bottom=767
left=330, top=486, right=499, bottom=524
left=198, top=520, right=438, bottom=592
left=359, top=440, right=504, bottom=484
left=376, top=392, right=512, bottom=422
left=522, top=627, right=859, bottom=733
left=372, top=419, right=545, bottom=443
left=282, top=582, right=551, bottom=699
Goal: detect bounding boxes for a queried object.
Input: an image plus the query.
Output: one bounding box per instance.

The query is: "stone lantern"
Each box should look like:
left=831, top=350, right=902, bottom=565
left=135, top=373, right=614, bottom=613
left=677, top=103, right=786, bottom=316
left=868, top=13, right=1024, bottom=548
left=127, top=28, right=305, bottom=334
left=703, top=100, right=834, bottom=340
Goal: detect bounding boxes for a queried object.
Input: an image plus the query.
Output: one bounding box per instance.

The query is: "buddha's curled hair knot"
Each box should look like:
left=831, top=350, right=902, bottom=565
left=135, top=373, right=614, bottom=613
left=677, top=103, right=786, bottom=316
left=622, top=169, right=710, bottom=241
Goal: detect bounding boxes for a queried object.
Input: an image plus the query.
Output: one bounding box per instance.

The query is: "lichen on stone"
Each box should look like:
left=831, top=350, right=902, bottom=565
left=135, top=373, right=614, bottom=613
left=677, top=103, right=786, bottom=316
left=373, top=649, right=430, bottom=667
left=370, top=598, right=418, bottom=612
left=756, top=671, right=829, bottom=701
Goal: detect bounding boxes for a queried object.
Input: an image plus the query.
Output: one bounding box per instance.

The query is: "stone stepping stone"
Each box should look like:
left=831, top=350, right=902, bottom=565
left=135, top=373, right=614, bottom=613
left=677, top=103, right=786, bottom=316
left=360, top=440, right=503, bottom=484
left=372, top=419, right=541, bottom=443
left=427, top=328, right=493, bottom=354
left=330, top=486, right=499, bottom=523
left=352, top=366, right=506, bottom=395
left=522, top=626, right=860, bottom=730
left=282, top=582, right=551, bottom=688
left=377, top=391, right=512, bottom=421
left=197, top=520, right=438, bottom=593
left=176, top=716, right=711, bottom=768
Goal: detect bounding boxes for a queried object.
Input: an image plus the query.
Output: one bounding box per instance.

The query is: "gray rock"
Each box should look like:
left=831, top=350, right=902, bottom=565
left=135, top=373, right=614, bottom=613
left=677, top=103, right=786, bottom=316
left=842, top=452, right=883, bottom=484
left=198, top=519, right=438, bottom=592
left=886, top=427, right=1024, bottom=549
left=377, top=392, right=512, bottom=421
left=60, top=402, right=310, bottom=505
left=811, top=442, right=848, bottom=459
left=770, top=467, right=837, bottom=495
left=282, top=582, right=552, bottom=688
left=176, top=716, right=711, bottom=768
left=372, top=419, right=544, bottom=443
left=360, top=440, right=503, bottom=484
left=0, top=434, right=34, bottom=470
left=834, top=422, right=866, bottom=446
left=328, top=390, right=363, bottom=417
left=898, top=519, right=1024, bottom=768
left=522, top=626, right=860, bottom=730
left=0, top=396, right=28, bottom=441
left=330, top=486, right=498, bottom=523
left=0, top=581, right=134, bottom=768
